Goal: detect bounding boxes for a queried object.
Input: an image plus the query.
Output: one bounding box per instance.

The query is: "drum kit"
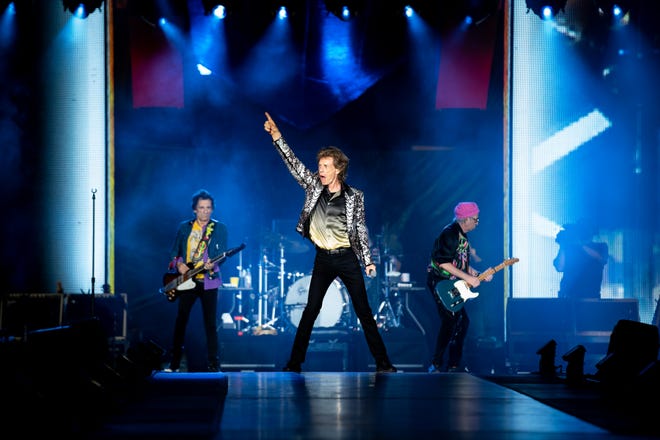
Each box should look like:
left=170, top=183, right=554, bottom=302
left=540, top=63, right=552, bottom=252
left=228, top=231, right=405, bottom=335
left=232, top=232, right=351, bottom=335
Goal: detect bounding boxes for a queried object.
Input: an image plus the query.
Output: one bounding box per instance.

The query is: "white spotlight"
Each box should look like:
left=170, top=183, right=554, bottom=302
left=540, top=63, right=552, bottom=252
left=213, top=5, right=226, bottom=19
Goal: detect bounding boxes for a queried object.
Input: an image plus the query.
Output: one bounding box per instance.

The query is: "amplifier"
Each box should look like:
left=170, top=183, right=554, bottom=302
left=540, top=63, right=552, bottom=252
left=1, top=293, right=127, bottom=339
left=1, top=293, right=64, bottom=335
left=63, top=293, right=128, bottom=339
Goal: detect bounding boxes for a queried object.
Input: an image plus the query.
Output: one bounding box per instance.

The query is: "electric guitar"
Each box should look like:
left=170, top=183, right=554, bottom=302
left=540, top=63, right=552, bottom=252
left=433, top=258, right=519, bottom=313
left=160, top=243, right=246, bottom=302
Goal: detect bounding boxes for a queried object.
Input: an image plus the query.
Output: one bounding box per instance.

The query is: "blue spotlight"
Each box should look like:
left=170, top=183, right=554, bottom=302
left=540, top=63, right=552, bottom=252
left=341, top=6, right=350, bottom=20
left=594, top=0, right=630, bottom=20
left=404, top=5, right=413, bottom=18
left=2, top=2, right=16, bottom=15
left=278, top=6, right=287, bottom=20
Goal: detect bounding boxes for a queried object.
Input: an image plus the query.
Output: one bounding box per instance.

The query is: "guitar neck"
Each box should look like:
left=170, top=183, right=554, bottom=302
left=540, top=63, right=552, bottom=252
left=477, top=258, right=519, bottom=281
left=188, top=253, right=228, bottom=279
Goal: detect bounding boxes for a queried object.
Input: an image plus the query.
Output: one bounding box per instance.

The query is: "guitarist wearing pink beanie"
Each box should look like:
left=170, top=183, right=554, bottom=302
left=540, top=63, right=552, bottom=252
left=426, top=202, right=493, bottom=373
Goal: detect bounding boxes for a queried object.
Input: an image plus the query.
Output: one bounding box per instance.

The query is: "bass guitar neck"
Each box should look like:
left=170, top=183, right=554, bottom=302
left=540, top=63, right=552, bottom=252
left=160, top=243, right=246, bottom=302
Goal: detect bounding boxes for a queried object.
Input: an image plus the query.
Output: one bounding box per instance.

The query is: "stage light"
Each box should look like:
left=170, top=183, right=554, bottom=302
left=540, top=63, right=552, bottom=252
left=562, top=345, right=586, bottom=385
left=1, top=0, right=13, bottom=14
left=324, top=0, right=366, bottom=21
left=202, top=0, right=233, bottom=18
left=593, top=0, right=631, bottom=18
left=536, top=339, right=557, bottom=379
left=62, top=0, right=103, bottom=18
left=525, top=0, right=567, bottom=20
left=464, top=0, right=499, bottom=26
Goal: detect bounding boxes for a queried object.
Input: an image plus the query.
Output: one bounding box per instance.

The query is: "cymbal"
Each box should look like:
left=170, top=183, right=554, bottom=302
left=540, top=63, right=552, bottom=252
left=261, top=232, right=311, bottom=254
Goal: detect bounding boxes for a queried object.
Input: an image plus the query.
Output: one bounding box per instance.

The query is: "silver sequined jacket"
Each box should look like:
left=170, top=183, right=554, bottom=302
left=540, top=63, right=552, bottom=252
left=274, top=137, right=374, bottom=268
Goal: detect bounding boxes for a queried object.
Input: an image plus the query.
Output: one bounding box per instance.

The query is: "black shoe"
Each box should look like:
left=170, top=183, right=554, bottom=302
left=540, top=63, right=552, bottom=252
left=376, top=364, right=398, bottom=373
left=283, top=364, right=302, bottom=373
left=208, top=364, right=221, bottom=372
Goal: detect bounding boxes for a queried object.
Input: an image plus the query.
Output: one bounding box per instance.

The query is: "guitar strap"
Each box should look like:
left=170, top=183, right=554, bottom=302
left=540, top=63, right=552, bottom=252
left=429, top=260, right=452, bottom=278
left=191, top=222, right=215, bottom=264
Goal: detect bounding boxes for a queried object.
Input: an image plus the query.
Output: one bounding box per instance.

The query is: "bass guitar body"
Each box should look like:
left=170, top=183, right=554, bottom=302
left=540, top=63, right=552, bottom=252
left=161, top=271, right=197, bottom=301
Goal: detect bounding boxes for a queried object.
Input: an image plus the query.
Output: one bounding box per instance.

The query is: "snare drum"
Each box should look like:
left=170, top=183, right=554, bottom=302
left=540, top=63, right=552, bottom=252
left=285, top=275, right=348, bottom=328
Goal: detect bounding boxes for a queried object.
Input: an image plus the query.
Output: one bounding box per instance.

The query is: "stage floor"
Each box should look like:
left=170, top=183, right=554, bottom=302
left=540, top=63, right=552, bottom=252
left=93, top=371, right=658, bottom=439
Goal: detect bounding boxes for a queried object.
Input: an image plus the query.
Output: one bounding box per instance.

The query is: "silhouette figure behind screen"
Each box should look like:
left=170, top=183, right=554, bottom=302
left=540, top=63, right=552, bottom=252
left=553, top=222, right=608, bottom=299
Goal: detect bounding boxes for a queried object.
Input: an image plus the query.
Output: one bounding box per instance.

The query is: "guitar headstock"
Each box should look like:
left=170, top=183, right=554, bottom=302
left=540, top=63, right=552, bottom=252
left=227, top=243, right=247, bottom=257
left=505, top=258, right=520, bottom=266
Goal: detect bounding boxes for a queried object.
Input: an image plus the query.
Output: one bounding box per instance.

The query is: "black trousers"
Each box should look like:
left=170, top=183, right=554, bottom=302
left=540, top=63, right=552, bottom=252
left=286, top=249, right=392, bottom=368
left=170, top=282, right=219, bottom=370
left=427, top=275, right=470, bottom=369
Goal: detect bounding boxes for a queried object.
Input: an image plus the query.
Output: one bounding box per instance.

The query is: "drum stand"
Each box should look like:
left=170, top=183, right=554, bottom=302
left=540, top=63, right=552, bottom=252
left=277, top=244, right=287, bottom=331
left=253, top=246, right=291, bottom=334
left=254, top=252, right=278, bottom=333
left=375, top=258, right=403, bottom=330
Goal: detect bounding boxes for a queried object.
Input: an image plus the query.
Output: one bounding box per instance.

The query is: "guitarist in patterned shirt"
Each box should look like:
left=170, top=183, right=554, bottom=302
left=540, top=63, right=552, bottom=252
left=426, top=202, right=492, bottom=373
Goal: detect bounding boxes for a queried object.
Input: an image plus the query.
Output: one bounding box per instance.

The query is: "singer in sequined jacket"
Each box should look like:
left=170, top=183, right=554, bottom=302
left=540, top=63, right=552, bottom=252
left=265, top=111, right=396, bottom=374
left=273, top=136, right=375, bottom=268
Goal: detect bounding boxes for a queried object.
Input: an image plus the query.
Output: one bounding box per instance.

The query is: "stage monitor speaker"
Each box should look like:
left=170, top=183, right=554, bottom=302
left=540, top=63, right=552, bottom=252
left=1, top=293, right=63, bottom=336
left=596, top=319, right=659, bottom=383
left=63, top=293, right=127, bottom=339
left=6, top=318, right=115, bottom=433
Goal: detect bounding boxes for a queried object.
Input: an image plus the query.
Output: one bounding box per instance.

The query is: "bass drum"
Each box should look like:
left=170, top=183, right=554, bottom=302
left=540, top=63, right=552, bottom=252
left=285, top=276, right=348, bottom=328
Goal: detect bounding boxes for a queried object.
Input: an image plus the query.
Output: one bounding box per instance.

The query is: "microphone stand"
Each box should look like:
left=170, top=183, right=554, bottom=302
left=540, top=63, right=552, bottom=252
left=90, top=188, right=97, bottom=318
left=279, top=243, right=286, bottom=331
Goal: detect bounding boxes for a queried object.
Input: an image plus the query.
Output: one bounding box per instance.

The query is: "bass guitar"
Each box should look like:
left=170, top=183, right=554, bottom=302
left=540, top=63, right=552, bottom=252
left=433, top=258, right=519, bottom=313
left=160, top=243, right=246, bottom=302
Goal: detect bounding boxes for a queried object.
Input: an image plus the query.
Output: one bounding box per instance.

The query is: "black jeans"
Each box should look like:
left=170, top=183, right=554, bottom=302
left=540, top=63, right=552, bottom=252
left=427, top=275, right=470, bottom=369
left=170, top=282, right=219, bottom=370
left=286, top=249, right=392, bottom=368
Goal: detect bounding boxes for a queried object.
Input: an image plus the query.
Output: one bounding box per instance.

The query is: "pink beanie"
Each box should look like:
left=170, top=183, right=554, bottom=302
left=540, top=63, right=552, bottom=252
left=454, top=202, right=479, bottom=219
